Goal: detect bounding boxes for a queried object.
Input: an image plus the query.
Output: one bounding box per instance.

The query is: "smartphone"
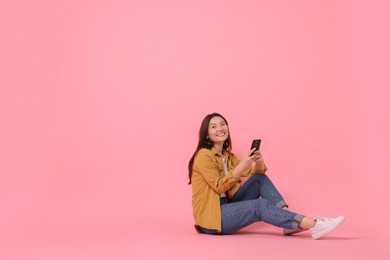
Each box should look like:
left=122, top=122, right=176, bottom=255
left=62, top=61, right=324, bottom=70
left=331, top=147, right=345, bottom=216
left=250, top=139, right=261, bottom=156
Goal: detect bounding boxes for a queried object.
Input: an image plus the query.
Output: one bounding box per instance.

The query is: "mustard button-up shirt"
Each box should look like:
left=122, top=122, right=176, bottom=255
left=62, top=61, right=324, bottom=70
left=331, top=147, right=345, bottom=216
left=191, top=147, right=268, bottom=233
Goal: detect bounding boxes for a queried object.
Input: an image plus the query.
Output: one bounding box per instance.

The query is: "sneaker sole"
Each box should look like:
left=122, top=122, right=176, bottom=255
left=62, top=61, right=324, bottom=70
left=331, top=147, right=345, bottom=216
left=312, top=216, right=345, bottom=240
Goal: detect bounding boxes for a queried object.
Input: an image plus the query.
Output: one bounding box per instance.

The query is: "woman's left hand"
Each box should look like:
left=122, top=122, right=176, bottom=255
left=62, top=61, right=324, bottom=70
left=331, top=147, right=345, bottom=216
left=252, top=150, right=266, bottom=172
left=251, top=150, right=264, bottom=163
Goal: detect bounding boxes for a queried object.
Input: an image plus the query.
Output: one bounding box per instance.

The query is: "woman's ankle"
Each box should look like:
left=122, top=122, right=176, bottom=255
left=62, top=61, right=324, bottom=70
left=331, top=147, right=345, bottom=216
left=299, top=217, right=316, bottom=229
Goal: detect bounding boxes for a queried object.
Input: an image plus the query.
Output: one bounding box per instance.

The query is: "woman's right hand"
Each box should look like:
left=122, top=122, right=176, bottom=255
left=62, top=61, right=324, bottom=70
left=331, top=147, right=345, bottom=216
left=232, top=148, right=257, bottom=178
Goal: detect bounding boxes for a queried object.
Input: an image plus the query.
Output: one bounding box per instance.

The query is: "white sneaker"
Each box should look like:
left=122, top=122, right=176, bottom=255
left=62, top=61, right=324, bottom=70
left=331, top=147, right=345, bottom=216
left=310, top=216, right=345, bottom=239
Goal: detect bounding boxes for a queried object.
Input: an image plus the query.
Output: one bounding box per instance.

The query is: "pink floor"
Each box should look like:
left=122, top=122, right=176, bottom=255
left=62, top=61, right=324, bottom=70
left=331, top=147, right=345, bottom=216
left=1, top=218, right=388, bottom=260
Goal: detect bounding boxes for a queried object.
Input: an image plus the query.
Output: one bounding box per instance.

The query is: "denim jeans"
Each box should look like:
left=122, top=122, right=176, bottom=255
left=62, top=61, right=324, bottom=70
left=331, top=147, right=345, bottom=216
left=200, top=174, right=305, bottom=235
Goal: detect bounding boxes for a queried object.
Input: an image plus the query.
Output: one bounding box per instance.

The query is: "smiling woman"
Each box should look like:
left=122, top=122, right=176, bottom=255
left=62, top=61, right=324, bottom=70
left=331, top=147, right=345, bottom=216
left=208, top=116, right=229, bottom=144
left=187, top=112, right=345, bottom=239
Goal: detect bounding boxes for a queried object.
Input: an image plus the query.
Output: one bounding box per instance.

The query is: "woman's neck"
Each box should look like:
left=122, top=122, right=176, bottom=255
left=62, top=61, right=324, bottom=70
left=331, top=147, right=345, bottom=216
left=214, top=143, right=224, bottom=155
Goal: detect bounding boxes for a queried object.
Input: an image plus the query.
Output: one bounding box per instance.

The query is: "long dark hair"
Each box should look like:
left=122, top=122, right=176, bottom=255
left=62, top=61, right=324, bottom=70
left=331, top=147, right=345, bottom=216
left=188, top=113, right=232, bottom=184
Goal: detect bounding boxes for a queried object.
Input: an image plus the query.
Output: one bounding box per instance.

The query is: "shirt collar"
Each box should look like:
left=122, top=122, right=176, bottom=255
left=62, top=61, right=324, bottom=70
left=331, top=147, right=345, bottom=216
left=211, top=147, right=229, bottom=157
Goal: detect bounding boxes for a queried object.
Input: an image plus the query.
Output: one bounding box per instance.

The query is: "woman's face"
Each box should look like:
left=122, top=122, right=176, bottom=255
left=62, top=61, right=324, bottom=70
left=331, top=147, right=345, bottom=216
left=207, top=116, right=229, bottom=145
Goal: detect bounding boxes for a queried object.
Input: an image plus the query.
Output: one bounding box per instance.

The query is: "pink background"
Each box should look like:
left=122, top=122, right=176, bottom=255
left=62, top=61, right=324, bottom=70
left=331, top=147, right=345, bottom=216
left=1, top=0, right=389, bottom=259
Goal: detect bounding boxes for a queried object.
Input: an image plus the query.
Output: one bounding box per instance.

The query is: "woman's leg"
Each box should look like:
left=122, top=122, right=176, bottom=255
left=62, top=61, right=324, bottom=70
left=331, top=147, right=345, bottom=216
left=231, top=174, right=288, bottom=208
left=219, top=198, right=305, bottom=234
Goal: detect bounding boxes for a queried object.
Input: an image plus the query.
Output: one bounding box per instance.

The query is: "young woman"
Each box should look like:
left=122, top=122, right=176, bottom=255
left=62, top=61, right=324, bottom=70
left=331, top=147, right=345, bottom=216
left=188, top=112, right=345, bottom=239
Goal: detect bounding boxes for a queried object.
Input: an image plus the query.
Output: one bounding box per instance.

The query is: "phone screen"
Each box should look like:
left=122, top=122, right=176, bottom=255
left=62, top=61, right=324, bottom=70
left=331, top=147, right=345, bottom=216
left=250, top=139, right=261, bottom=156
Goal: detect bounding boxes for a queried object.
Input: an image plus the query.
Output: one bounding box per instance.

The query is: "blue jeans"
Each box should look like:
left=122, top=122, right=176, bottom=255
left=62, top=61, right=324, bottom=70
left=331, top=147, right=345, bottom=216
left=200, top=174, right=305, bottom=235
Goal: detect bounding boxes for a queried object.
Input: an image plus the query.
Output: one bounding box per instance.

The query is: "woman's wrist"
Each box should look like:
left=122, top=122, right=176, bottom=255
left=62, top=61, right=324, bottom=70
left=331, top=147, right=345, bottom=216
left=232, top=165, right=243, bottom=179
left=255, top=166, right=265, bottom=174
left=255, top=160, right=265, bottom=172
left=232, top=162, right=249, bottom=179
left=232, top=169, right=241, bottom=179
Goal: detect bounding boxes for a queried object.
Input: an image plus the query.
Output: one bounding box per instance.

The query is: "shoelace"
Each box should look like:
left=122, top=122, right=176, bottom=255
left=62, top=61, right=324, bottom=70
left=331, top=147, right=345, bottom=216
left=316, top=217, right=334, bottom=223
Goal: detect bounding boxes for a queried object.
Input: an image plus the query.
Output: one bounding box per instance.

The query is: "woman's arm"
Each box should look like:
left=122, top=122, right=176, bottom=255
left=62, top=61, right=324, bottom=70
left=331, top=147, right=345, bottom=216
left=193, top=149, right=240, bottom=194
left=236, top=150, right=268, bottom=176
left=229, top=149, right=257, bottom=178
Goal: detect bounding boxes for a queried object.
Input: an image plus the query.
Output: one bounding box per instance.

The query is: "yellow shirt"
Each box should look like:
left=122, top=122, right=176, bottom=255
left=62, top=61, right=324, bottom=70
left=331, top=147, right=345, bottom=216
left=191, top=147, right=268, bottom=233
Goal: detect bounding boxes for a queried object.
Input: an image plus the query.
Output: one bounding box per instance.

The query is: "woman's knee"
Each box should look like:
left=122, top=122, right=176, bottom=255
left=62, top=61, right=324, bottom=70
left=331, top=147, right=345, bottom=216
left=253, top=199, right=272, bottom=219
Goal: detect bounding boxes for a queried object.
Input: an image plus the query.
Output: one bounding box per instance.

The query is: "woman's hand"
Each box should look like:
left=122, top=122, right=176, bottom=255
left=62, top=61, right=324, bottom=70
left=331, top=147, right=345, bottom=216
left=232, top=148, right=258, bottom=179
left=252, top=150, right=266, bottom=173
